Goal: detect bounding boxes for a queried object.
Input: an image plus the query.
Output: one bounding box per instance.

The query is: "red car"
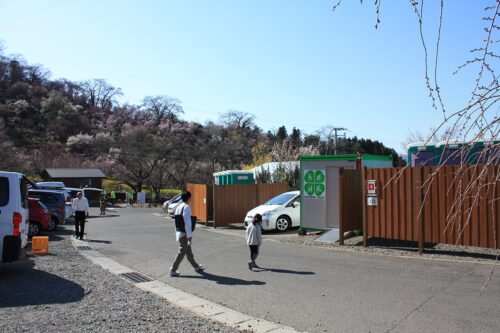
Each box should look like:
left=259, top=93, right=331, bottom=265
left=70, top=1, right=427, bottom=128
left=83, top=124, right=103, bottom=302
left=28, top=198, right=52, bottom=237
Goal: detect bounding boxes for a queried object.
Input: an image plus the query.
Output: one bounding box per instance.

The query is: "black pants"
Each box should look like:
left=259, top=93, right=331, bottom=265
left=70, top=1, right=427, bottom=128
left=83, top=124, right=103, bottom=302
left=75, top=211, right=86, bottom=239
left=249, top=245, right=259, bottom=262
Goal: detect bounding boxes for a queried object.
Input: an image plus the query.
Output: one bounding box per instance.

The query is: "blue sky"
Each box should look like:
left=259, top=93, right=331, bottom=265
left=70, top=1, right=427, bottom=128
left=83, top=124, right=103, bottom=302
left=0, top=0, right=489, bottom=153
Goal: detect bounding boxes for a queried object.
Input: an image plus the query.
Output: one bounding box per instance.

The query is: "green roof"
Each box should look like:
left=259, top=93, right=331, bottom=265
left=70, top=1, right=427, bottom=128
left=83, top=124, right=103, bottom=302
left=300, top=154, right=392, bottom=161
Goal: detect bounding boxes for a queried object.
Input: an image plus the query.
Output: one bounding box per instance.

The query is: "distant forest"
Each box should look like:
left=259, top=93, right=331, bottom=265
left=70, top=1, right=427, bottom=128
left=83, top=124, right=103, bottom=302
left=0, top=49, right=404, bottom=192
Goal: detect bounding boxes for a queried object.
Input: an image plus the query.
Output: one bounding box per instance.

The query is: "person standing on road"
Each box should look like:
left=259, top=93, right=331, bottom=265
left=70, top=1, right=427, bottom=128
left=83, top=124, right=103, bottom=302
left=152, top=191, right=157, bottom=207
left=169, top=191, right=204, bottom=277
left=99, top=193, right=106, bottom=215
left=246, top=213, right=263, bottom=270
left=110, top=190, right=116, bottom=205
left=72, top=192, right=89, bottom=240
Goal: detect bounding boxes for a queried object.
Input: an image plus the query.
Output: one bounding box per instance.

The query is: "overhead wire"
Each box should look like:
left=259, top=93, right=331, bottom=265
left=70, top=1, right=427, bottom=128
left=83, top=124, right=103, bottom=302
left=0, top=0, right=18, bottom=9
left=0, top=0, right=71, bottom=25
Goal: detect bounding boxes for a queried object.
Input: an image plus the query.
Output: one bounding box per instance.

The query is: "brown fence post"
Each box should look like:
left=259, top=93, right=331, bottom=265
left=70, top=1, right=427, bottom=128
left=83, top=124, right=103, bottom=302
left=213, top=185, right=217, bottom=229
left=339, top=168, right=344, bottom=246
left=413, top=167, right=425, bottom=254
left=362, top=167, right=368, bottom=248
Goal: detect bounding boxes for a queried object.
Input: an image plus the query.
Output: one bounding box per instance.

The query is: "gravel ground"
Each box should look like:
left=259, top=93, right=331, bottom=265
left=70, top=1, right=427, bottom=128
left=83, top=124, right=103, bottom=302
left=0, top=225, right=238, bottom=333
left=280, top=231, right=500, bottom=264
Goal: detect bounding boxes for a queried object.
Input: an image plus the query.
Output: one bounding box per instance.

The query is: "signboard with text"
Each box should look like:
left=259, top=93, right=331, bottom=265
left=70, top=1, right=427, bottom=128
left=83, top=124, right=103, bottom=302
left=137, top=192, right=146, bottom=205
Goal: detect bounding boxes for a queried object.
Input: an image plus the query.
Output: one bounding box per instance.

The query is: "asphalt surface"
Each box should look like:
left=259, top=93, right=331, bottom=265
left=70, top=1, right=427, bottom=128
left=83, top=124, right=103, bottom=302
left=86, top=206, right=500, bottom=333
left=0, top=219, right=237, bottom=333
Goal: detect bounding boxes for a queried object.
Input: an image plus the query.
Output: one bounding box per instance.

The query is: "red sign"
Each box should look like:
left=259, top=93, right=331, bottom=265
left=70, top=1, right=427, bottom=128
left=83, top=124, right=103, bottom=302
left=367, top=180, right=376, bottom=195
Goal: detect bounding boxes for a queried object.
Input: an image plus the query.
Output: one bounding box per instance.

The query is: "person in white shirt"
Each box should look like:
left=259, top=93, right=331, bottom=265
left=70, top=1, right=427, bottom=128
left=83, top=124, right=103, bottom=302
left=72, top=192, right=89, bottom=240
left=169, top=191, right=203, bottom=277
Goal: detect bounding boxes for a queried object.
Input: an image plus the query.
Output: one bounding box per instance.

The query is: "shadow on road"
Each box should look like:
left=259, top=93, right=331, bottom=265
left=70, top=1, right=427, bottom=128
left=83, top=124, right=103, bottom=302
left=87, top=214, right=120, bottom=219
left=34, top=226, right=74, bottom=243
left=0, top=260, right=85, bottom=307
left=86, top=239, right=112, bottom=244
left=250, top=267, right=315, bottom=275
left=180, top=271, right=266, bottom=286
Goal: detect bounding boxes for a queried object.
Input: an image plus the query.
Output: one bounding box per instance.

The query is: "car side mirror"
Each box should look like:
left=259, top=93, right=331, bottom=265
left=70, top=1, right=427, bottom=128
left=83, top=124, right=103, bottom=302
left=293, top=202, right=300, bottom=208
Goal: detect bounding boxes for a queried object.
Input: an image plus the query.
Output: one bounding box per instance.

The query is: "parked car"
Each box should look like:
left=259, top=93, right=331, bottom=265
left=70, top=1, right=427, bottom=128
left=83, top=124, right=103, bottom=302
left=65, top=187, right=84, bottom=199
left=36, top=182, right=72, bottom=219
left=36, top=181, right=66, bottom=188
left=244, top=191, right=301, bottom=231
left=0, top=171, right=29, bottom=263
left=82, top=188, right=103, bottom=207
left=28, top=189, right=66, bottom=229
left=28, top=198, right=52, bottom=237
left=167, top=201, right=183, bottom=215
left=163, top=194, right=181, bottom=213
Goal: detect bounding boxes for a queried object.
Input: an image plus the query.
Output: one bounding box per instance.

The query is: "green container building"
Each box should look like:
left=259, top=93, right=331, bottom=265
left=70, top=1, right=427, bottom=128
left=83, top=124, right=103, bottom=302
left=213, top=170, right=254, bottom=185
left=407, top=142, right=438, bottom=166
left=300, top=154, right=393, bottom=232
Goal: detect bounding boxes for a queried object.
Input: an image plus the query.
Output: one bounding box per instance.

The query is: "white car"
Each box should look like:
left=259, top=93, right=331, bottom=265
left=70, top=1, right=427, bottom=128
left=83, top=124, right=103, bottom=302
left=0, top=171, right=29, bottom=263
left=244, top=191, right=300, bottom=231
left=167, top=200, right=183, bottom=215
left=163, top=194, right=181, bottom=213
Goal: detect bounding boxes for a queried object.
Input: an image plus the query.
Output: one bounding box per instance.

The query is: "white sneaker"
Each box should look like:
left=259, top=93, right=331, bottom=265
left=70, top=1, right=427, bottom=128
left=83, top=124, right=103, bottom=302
left=170, top=270, right=180, bottom=277
left=194, top=265, right=204, bottom=272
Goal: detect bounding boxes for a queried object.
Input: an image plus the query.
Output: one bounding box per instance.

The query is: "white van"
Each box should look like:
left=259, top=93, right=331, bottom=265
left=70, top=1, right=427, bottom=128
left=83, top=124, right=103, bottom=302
left=0, top=171, right=29, bottom=263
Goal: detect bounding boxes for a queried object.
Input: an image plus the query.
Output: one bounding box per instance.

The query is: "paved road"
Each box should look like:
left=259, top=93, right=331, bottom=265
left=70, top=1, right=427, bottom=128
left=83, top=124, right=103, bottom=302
left=85, top=207, right=500, bottom=333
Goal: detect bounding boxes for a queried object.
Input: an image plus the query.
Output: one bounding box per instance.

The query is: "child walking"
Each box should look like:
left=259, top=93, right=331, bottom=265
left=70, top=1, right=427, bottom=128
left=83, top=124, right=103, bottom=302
left=246, top=214, right=262, bottom=269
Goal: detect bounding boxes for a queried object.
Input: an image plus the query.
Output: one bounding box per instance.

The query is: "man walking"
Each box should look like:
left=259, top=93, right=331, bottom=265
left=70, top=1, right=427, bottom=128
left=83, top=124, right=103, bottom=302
left=169, top=191, right=203, bottom=277
left=72, top=192, right=89, bottom=240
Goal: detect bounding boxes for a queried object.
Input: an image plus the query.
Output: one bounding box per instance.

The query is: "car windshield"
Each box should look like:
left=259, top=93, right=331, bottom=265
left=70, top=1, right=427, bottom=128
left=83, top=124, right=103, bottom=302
left=264, top=193, right=296, bottom=206
left=38, top=201, right=49, bottom=212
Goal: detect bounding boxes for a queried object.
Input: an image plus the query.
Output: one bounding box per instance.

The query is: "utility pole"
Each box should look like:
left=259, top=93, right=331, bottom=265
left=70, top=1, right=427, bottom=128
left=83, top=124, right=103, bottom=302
left=333, top=127, right=348, bottom=155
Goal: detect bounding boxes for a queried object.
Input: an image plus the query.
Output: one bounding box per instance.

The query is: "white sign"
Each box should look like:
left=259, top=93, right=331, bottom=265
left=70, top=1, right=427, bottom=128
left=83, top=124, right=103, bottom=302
left=137, top=192, right=146, bottom=204
left=367, top=197, right=378, bottom=206
left=367, top=180, right=376, bottom=195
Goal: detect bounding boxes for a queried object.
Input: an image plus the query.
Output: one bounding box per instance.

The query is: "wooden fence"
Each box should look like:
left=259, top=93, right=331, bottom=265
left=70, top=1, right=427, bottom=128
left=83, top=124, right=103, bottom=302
left=213, top=183, right=289, bottom=227
left=362, top=165, right=500, bottom=252
left=186, top=184, right=213, bottom=224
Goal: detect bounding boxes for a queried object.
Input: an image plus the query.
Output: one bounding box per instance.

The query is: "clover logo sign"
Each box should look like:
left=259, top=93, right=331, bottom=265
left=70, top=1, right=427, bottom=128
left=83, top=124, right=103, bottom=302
left=304, top=170, right=326, bottom=198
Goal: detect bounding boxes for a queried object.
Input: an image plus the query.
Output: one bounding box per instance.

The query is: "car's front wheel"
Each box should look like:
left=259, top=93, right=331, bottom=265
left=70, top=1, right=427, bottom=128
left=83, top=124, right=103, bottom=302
left=28, top=222, right=41, bottom=237
left=275, top=216, right=291, bottom=231
left=47, top=217, right=58, bottom=231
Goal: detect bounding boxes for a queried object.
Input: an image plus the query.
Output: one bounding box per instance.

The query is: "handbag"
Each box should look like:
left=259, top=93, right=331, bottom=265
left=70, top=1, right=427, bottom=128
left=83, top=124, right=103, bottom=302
left=174, top=204, right=196, bottom=232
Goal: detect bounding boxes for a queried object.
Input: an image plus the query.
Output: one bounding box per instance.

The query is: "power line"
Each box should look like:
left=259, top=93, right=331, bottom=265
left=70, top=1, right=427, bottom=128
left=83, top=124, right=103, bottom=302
left=0, top=0, right=71, bottom=25
left=0, top=0, right=18, bottom=9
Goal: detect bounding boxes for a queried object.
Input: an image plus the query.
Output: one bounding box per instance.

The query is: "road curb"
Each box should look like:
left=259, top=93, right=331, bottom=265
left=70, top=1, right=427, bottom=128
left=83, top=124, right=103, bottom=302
left=72, top=238, right=302, bottom=333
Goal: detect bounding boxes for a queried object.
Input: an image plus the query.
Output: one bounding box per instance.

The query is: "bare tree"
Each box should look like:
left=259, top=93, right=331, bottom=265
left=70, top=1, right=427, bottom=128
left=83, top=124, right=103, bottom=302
left=142, top=95, right=183, bottom=125
left=219, top=110, right=256, bottom=129
left=81, top=79, right=122, bottom=110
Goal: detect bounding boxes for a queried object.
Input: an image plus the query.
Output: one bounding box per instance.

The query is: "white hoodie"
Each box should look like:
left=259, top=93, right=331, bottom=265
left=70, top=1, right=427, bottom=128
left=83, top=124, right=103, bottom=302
left=245, top=222, right=262, bottom=246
